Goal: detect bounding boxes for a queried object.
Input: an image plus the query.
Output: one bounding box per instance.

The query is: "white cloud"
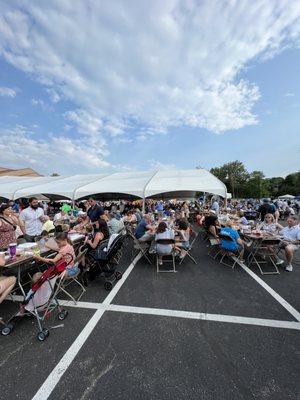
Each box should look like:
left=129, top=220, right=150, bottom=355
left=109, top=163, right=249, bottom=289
left=46, top=88, right=61, bottom=103
left=0, top=1, right=300, bottom=136
left=0, top=86, right=17, bottom=97
left=284, top=92, right=295, bottom=97
left=0, top=125, right=110, bottom=174
left=148, top=159, right=176, bottom=170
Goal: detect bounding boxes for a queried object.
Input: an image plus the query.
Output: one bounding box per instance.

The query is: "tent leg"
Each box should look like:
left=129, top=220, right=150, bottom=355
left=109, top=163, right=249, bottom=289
left=142, top=198, right=145, bottom=214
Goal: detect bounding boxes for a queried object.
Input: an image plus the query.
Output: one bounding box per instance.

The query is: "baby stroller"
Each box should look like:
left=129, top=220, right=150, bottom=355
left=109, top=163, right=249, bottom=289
left=1, top=259, right=69, bottom=341
left=86, top=234, right=125, bottom=291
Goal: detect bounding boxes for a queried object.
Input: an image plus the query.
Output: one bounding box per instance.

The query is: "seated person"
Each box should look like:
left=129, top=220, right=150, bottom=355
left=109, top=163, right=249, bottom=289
left=135, top=208, right=142, bottom=224
left=123, top=211, right=137, bottom=225
left=101, top=210, right=110, bottom=222
left=0, top=254, right=17, bottom=304
left=203, top=210, right=220, bottom=238
left=220, top=220, right=245, bottom=261
left=53, top=208, right=70, bottom=225
left=278, top=216, right=300, bottom=272
left=73, top=211, right=89, bottom=232
left=84, top=219, right=110, bottom=256
left=196, top=212, right=204, bottom=226
left=108, top=213, right=125, bottom=235
left=155, top=222, right=175, bottom=265
left=258, top=213, right=283, bottom=234
left=33, top=232, right=78, bottom=277
left=174, top=219, right=190, bottom=258
left=42, top=216, right=55, bottom=233
left=238, top=211, right=249, bottom=226
left=135, top=214, right=155, bottom=242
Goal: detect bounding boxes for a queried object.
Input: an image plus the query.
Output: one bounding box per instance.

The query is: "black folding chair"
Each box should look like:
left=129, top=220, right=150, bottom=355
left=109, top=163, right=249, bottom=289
left=219, top=233, right=243, bottom=269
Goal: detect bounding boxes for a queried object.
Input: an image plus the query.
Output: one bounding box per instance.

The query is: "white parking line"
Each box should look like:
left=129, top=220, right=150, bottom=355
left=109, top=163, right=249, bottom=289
left=54, top=300, right=300, bottom=331
left=236, top=260, right=300, bottom=322
left=31, top=253, right=142, bottom=400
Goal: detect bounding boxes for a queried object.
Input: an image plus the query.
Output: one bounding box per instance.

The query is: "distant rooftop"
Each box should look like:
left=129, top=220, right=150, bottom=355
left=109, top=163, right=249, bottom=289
left=0, top=167, right=41, bottom=177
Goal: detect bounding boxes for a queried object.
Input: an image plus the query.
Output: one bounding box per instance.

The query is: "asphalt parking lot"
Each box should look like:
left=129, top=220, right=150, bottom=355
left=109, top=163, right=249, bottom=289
left=1, top=235, right=300, bottom=400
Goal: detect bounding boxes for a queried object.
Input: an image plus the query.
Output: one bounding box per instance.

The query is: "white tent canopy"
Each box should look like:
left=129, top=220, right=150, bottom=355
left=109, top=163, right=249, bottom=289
left=278, top=194, right=295, bottom=199
left=0, top=169, right=227, bottom=201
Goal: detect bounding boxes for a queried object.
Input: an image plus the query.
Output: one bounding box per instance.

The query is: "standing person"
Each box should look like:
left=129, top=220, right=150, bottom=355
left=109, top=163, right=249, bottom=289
left=87, top=197, right=104, bottom=225
left=258, top=198, right=275, bottom=222
left=211, top=199, right=220, bottom=215
left=19, top=197, right=45, bottom=242
left=0, top=204, right=25, bottom=250
left=155, top=201, right=164, bottom=219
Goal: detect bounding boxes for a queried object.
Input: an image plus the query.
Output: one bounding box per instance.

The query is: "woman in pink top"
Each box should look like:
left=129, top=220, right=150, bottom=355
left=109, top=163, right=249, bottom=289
left=33, top=232, right=78, bottom=277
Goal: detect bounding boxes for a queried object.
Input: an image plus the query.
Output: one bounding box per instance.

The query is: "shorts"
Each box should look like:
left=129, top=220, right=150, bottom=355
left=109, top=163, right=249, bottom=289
left=66, top=266, right=79, bottom=277
left=281, top=243, right=300, bottom=252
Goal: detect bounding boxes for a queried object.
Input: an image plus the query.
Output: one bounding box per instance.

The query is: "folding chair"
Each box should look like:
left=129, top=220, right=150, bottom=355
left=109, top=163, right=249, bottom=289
left=155, top=239, right=177, bottom=273
left=178, top=230, right=198, bottom=265
left=55, top=247, right=88, bottom=304
left=247, top=238, right=281, bottom=275
left=219, top=233, right=243, bottom=269
left=126, top=230, right=152, bottom=264
left=207, top=237, right=222, bottom=259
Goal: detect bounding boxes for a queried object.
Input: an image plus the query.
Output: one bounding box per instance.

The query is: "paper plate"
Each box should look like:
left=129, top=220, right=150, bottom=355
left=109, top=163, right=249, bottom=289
left=17, top=243, right=37, bottom=250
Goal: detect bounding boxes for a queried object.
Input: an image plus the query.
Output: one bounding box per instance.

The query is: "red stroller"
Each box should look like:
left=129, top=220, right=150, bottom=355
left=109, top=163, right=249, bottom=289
left=1, top=259, right=69, bottom=341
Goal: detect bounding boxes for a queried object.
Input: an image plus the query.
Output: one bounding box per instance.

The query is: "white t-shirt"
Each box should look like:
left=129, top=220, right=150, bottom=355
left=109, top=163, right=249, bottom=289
left=20, top=206, right=44, bottom=236
left=280, top=225, right=300, bottom=242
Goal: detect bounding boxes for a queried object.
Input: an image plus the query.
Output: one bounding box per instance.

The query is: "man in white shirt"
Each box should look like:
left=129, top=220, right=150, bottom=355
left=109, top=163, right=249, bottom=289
left=20, top=197, right=45, bottom=242
left=279, top=216, right=300, bottom=272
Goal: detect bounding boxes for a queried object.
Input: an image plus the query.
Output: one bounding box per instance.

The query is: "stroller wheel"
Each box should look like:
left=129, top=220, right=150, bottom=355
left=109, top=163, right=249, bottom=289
left=115, top=271, right=122, bottom=280
left=37, top=331, right=47, bottom=342
left=104, top=281, right=113, bottom=291
left=58, top=310, right=68, bottom=321
left=43, top=328, right=50, bottom=338
left=2, top=324, right=13, bottom=336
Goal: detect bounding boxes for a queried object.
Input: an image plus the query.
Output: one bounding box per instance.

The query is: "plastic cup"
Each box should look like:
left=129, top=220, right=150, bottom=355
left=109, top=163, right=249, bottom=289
left=9, top=243, right=17, bottom=260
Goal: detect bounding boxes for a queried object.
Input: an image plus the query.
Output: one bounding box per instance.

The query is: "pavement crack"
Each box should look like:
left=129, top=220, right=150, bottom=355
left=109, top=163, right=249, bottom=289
left=0, top=341, right=29, bottom=368
left=79, top=349, right=117, bottom=400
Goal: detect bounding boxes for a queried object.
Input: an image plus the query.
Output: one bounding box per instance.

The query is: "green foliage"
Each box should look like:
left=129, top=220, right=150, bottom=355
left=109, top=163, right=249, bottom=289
left=209, top=162, right=300, bottom=198
left=210, top=161, right=249, bottom=197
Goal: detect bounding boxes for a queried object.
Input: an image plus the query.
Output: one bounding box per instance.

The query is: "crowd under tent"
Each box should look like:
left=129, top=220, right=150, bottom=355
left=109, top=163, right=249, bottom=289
left=0, top=169, right=227, bottom=207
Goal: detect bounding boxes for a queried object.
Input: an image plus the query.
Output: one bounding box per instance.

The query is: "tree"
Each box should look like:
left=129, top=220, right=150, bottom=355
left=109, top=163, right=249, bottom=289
left=210, top=161, right=249, bottom=198
left=51, top=173, right=60, bottom=176
left=246, top=171, right=269, bottom=198
left=265, top=177, right=284, bottom=198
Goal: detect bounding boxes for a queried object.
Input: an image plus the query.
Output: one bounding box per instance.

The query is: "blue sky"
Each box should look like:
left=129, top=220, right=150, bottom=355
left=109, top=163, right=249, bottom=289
left=0, top=1, right=299, bottom=177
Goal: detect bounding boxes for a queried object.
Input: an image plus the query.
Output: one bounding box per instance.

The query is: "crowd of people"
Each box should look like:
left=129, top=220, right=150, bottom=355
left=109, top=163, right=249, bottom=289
left=197, top=198, right=300, bottom=272
left=0, top=195, right=300, bottom=308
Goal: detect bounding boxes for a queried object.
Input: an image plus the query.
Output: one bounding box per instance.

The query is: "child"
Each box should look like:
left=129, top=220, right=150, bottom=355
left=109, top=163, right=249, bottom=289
left=33, top=232, right=78, bottom=277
